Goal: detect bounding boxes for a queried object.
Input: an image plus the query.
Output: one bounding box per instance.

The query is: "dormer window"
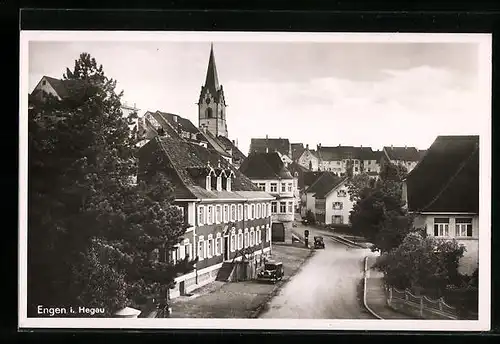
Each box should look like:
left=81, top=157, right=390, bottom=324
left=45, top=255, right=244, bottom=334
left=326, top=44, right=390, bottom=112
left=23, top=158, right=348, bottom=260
left=206, top=175, right=211, bottom=190
left=226, top=170, right=235, bottom=192
left=216, top=175, right=222, bottom=191
left=221, top=175, right=227, bottom=190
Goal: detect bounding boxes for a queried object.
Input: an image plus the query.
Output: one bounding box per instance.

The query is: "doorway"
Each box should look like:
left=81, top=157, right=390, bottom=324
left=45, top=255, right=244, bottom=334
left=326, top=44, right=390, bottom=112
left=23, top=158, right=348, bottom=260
left=224, top=236, right=229, bottom=260
left=179, top=280, right=186, bottom=296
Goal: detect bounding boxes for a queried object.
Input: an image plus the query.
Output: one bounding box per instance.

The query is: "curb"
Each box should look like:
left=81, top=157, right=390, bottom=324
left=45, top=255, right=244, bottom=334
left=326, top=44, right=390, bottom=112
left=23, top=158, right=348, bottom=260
left=362, top=256, right=383, bottom=320
left=250, top=248, right=316, bottom=318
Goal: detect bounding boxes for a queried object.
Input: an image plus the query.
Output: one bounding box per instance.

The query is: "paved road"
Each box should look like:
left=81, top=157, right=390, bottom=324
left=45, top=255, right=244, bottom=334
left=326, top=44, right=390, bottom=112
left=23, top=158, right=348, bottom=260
left=260, top=226, right=377, bottom=319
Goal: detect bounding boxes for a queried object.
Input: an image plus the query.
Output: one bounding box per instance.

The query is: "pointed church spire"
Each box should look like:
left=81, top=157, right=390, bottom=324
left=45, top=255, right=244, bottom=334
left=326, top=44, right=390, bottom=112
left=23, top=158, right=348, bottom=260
left=204, top=43, right=220, bottom=94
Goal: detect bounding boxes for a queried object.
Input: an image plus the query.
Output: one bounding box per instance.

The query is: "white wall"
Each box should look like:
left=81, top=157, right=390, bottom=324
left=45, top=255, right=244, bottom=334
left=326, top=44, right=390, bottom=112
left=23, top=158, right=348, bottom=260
left=414, top=214, right=479, bottom=275
left=298, top=150, right=319, bottom=171
left=324, top=182, right=354, bottom=225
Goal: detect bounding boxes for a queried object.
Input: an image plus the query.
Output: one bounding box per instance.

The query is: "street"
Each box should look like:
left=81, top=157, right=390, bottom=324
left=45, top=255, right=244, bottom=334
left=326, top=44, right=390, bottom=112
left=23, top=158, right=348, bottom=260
left=259, top=226, right=376, bottom=319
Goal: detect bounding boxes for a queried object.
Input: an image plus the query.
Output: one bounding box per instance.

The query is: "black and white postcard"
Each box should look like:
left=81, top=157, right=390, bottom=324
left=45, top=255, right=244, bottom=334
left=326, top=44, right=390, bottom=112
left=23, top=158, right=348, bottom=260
left=19, top=31, right=492, bottom=331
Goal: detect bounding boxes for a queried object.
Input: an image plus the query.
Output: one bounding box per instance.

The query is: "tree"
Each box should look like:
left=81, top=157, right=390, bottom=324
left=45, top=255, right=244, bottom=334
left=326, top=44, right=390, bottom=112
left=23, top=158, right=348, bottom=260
left=374, top=232, right=466, bottom=297
left=28, top=52, right=195, bottom=317
left=349, top=163, right=414, bottom=253
left=345, top=172, right=374, bottom=202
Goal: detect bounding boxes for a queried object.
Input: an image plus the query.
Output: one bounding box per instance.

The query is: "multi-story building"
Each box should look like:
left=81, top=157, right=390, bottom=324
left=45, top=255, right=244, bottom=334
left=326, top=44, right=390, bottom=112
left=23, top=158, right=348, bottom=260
left=138, top=135, right=275, bottom=297
left=287, top=162, right=309, bottom=213
left=382, top=145, right=424, bottom=173
left=303, top=172, right=341, bottom=222
left=403, top=135, right=479, bottom=275
left=313, top=178, right=354, bottom=225
left=316, top=144, right=383, bottom=176
left=297, top=144, right=320, bottom=171
left=239, top=152, right=296, bottom=234
left=249, top=136, right=293, bottom=167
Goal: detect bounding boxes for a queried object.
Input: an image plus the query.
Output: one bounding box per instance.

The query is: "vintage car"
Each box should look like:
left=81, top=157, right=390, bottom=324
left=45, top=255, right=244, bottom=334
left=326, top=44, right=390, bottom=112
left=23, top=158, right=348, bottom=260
left=314, top=236, right=325, bottom=249
left=257, top=261, right=284, bottom=283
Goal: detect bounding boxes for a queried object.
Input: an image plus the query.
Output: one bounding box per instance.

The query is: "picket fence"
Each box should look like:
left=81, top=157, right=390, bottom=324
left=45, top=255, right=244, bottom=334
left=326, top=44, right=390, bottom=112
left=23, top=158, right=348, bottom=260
left=387, top=286, right=458, bottom=319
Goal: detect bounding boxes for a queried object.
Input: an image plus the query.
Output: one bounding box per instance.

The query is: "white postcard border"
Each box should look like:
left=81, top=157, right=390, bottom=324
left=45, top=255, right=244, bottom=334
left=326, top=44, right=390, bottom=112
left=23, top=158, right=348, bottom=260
left=19, top=31, right=492, bottom=331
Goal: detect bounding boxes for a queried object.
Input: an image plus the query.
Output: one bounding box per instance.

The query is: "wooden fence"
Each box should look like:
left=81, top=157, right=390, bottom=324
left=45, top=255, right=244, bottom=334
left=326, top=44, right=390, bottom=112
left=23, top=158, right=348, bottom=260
left=387, top=286, right=459, bottom=320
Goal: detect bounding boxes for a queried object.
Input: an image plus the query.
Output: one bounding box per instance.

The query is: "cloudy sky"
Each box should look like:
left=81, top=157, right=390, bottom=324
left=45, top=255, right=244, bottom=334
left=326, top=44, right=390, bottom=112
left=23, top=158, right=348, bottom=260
left=28, top=36, right=488, bottom=155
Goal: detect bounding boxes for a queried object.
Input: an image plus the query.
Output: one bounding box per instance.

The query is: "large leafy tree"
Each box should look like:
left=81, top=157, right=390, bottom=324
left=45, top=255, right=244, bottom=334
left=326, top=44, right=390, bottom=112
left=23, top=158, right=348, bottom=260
left=345, top=172, right=375, bottom=203
left=28, top=53, right=195, bottom=317
left=374, top=232, right=466, bottom=297
left=349, top=163, right=414, bottom=253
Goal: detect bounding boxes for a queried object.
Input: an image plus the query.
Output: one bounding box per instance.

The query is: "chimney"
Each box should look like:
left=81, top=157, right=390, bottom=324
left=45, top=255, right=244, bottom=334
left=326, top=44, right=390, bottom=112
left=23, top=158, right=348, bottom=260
left=173, top=115, right=178, bottom=122
left=232, top=140, right=235, bottom=145
left=306, top=144, right=309, bottom=149
left=391, top=144, right=393, bottom=148
left=405, top=145, right=407, bottom=149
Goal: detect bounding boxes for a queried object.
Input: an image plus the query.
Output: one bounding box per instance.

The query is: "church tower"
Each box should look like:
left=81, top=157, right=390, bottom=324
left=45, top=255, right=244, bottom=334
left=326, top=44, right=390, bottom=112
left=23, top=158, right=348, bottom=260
left=198, top=43, right=228, bottom=138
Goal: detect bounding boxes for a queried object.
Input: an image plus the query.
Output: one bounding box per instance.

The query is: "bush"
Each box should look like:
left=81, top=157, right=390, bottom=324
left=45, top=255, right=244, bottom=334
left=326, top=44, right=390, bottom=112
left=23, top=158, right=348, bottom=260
left=374, top=232, right=466, bottom=297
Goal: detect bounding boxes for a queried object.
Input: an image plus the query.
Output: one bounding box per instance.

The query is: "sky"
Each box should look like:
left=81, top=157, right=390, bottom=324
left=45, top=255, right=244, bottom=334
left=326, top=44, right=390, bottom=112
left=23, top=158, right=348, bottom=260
left=28, top=38, right=487, bottom=156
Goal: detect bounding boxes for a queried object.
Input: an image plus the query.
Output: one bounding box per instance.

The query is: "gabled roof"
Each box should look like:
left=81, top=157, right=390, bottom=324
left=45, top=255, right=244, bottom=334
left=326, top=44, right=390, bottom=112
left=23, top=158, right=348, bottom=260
left=384, top=146, right=421, bottom=161
left=405, top=136, right=479, bottom=213
left=317, top=145, right=379, bottom=161
left=305, top=172, right=343, bottom=198
left=217, top=135, right=247, bottom=161
left=156, top=111, right=199, bottom=134
left=303, top=171, right=325, bottom=189
left=291, top=143, right=305, bottom=161
left=198, top=129, right=232, bottom=158
left=138, top=136, right=264, bottom=200
left=31, top=76, right=88, bottom=100
left=418, top=149, right=427, bottom=160
left=316, top=177, right=349, bottom=199
left=239, top=152, right=294, bottom=180
left=249, top=138, right=291, bottom=157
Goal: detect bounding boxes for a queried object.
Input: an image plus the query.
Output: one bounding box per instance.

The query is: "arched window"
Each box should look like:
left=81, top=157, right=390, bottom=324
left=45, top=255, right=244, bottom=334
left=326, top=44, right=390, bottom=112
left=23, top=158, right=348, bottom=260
left=206, top=108, right=213, bottom=118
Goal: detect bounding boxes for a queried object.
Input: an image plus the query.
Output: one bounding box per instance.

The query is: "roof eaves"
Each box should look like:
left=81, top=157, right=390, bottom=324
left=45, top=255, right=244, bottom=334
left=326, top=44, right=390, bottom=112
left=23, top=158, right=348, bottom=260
left=420, top=143, right=479, bottom=212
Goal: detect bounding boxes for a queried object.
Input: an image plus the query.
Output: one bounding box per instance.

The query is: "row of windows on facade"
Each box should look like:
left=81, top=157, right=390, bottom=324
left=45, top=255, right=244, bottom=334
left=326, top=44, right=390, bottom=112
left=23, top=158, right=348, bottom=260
left=167, top=225, right=271, bottom=264
left=433, top=217, right=474, bottom=237
left=318, top=159, right=380, bottom=165
left=316, top=201, right=345, bottom=210
left=254, top=181, right=296, bottom=193
left=270, top=200, right=295, bottom=214
left=198, top=202, right=270, bottom=226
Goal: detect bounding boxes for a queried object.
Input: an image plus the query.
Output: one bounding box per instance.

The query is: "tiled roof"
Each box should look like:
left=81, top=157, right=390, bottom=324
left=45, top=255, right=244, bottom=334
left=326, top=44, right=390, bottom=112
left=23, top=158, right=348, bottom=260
left=198, top=129, right=232, bottom=158
left=406, top=136, right=479, bottom=213
left=156, top=111, right=200, bottom=134
left=384, top=146, right=421, bottom=161
left=305, top=172, right=343, bottom=198
left=314, top=177, right=348, bottom=199
left=216, top=135, right=247, bottom=161
left=239, top=152, right=294, bottom=180
left=138, top=136, right=262, bottom=200
left=143, top=111, right=183, bottom=139
left=249, top=138, right=291, bottom=157
left=418, top=149, right=427, bottom=160
left=303, top=171, right=325, bottom=189
left=291, top=143, right=305, bottom=161
left=317, top=146, right=379, bottom=161
left=31, top=76, right=89, bottom=100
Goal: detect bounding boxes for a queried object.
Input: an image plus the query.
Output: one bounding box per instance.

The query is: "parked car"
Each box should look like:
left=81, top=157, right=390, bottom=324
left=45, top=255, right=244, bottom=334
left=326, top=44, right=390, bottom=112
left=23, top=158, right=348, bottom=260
left=257, top=261, right=284, bottom=283
left=313, top=236, right=325, bottom=249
